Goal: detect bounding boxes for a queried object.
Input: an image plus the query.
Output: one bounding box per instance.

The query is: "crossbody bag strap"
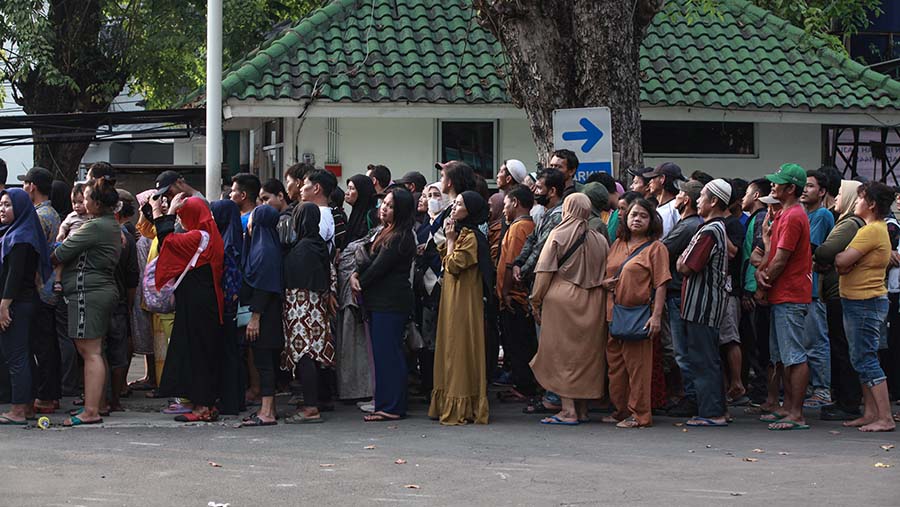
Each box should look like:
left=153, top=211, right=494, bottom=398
left=557, top=230, right=588, bottom=268
left=615, top=240, right=653, bottom=278
left=172, top=230, right=210, bottom=290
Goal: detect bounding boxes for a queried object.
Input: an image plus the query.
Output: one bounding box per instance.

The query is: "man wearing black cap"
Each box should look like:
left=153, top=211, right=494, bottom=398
left=628, top=167, right=654, bottom=198
left=18, top=166, right=63, bottom=411
left=645, top=162, right=687, bottom=237
left=392, top=171, right=427, bottom=194
left=153, top=170, right=205, bottom=202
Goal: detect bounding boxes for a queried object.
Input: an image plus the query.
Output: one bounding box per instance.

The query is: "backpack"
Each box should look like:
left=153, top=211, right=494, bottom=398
left=142, top=231, right=209, bottom=314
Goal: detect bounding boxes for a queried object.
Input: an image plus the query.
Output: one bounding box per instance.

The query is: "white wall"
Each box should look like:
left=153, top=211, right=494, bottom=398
left=645, top=122, right=822, bottom=181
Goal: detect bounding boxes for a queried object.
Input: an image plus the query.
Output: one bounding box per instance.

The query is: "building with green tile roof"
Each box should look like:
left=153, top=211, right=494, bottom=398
left=206, top=0, right=900, bottom=185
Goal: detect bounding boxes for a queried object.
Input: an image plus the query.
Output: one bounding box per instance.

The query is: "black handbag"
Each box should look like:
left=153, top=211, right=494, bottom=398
left=609, top=241, right=654, bottom=341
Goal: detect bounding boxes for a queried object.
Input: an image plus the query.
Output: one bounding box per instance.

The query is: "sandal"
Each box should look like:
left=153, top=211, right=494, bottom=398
left=768, top=420, right=810, bottom=431
left=540, top=415, right=580, bottom=426
left=241, top=415, right=277, bottom=427
left=174, top=410, right=218, bottom=423
left=615, top=416, right=646, bottom=429
left=162, top=403, right=192, bottom=415
left=127, top=380, right=155, bottom=391
left=284, top=412, right=323, bottom=424
left=363, top=412, right=403, bottom=422
left=63, top=415, right=103, bottom=427
left=0, top=415, right=27, bottom=425
left=759, top=413, right=786, bottom=423
left=497, top=388, right=529, bottom=403
left=686, top=416, right=728, bottom=427
left=522, top=399, right=561, bottom=415
left=68, top=407, right=111, bottom=417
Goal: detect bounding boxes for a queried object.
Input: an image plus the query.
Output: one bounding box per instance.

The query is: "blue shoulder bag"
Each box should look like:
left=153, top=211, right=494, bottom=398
left=609, top=241, right=654, bottom=342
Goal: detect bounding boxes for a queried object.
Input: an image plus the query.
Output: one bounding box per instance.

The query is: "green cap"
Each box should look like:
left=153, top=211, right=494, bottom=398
left=766, top=163, right=806, bottom=188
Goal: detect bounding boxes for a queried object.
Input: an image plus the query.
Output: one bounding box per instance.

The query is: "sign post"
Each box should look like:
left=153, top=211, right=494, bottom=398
left=552, top=107, right=613, bottom=183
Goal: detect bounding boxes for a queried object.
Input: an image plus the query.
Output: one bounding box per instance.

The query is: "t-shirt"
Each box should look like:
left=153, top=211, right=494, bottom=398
left=808, top=206, right=835, bottom=300
left=742, top=209, right=766, bottom=293
left=319, top=205, right=335, bottom=246
left=766, top=204, right=812, bottom=305
left=657, top=198, right=680, bottom=238
left=839, top=220, right=891, bottom=300
left=496, top=216, right=536, bottom=307
left=605, top=240, right=671, bottom=322
left=680, top=218, right=729, bottom=328
left=607, top=209, right=620, bottom=243
left=662, top=214, right=703, bottom=295
left=240, top=211, right=251, bottom=232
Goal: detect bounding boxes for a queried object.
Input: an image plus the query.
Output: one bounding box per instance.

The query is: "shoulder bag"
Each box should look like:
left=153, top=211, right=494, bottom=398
left=609, top=241, right=655, bottom=342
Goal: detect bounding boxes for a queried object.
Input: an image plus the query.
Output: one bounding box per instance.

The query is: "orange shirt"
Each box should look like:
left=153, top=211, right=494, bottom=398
left=605, top=239, right=671, bottom=322
left=496, top=217, right=536, bottom=306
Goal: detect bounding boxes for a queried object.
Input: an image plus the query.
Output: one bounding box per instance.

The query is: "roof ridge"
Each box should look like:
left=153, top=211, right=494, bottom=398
left=724, top=0, right=900, bottom=99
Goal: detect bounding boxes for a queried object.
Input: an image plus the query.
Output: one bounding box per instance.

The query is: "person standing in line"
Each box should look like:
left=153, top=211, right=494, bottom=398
left=834, top=182, right=896, bottom=432
left=627, top=167, right=654, bottom=198
left=548, top=149, right=582, bottom=197
left=344, top=174, right=379, bottom=245
left=496, top=159, right=528, bottom=194
left=677, top=180, right=733, bottom=427
left=239, top=205, right=284, bottom=427
left=530, top=194, right=609, bottom=425
left=755, top=164, right=813, bottom=431
left=230, top=173, right=261, bottom=232
left=644, top=162, right=687, bottom=237
left=602, top=198, right=670, bottom=428
left=298, top=169, right=337, bottom=252
left=719, top=179, right=748, bottom=405
left=802, top=169, right=836, bottom=408
left=661, top=181, right=705, bottom=418
left=0, top=188, right=52, bottom=425
left=53, top=178, right=122, bottom=426
left=350, top=188, right=417, bottom=422
left=582, top=182, right=610, bottom=240
left=429, top=191, right=494, bottom=425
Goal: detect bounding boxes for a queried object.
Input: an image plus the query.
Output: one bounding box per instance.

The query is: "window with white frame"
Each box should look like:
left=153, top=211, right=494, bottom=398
left=439, top=120, right=498, bottom=179
left=261, top=118, right=284, bottom=181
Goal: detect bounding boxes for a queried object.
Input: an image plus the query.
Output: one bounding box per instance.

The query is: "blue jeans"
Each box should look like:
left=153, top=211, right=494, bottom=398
left=805, top=299, right=831, bottom=391
left=683, top=321, right=726, bottom=418
left=667, top=296, right=693, bottom=398
left=769, top=303, right=809, bottom=366
left=842, top=297, right=889, bottom=387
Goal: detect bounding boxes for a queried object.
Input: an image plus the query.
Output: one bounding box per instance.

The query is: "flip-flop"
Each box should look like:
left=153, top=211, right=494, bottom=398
left=523, top=402, right=562, bottom=415
left=759, top=413, right=786, bottom=423
left=63, top=415, right=103, bottom=427
left=284, top=412, right=324, bottom=424
left=127, top=380, right=155, bottom=391
left=0, top=415, right=27, bottom=425
left=363, top=412, right=404, bottom=422
left=68, top=408, right=111, bottom=417
left=162, top=403, right=192, bottom=415
left=768, top=420, right=810, bottom=431
left=540, top=415, right=580, bottom=426
left=686, top=417, right=728, bottom=427
left=240, top=415, right=277, bottom=427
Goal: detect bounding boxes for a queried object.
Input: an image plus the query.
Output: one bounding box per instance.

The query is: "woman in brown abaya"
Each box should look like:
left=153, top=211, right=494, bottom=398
left=530, top=193, right=609, bottom=425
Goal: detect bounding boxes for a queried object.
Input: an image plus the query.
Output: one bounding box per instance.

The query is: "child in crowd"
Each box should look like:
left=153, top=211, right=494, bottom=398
left=53, top=182, right=90, bottom=293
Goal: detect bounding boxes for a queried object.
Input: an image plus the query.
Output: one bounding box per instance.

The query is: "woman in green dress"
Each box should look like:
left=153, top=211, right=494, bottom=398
left=52, top=178, right=122, bottom=426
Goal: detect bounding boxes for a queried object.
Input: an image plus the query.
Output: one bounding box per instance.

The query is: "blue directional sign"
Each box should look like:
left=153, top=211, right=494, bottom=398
left=553, top=107, right=614, bottom=182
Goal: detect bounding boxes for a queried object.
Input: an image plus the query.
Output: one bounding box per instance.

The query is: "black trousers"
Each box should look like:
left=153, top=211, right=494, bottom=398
left=30, top=302, right=60, bottom=401
left=252, top=347, right=281, bottom=398
left=500, top=301, right=538, bottom=396
left=485, top=297, right=501, bottom=380
left=218, top=315, right=244, bottom=415
left=825, top=297, right=862, bottom=410
left=884, top=293, right=900, bottom=400
left=1, top=300, right=36, bottom=404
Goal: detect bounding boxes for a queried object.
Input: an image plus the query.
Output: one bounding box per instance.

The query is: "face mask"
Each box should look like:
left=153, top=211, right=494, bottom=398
left=534, top=193, right=550, bottom=206
left=427, top=198, right=443, bottom=215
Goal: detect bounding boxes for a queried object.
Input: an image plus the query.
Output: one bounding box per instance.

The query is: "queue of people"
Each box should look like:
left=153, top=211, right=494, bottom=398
left=1, top=153, right=899, bottom=434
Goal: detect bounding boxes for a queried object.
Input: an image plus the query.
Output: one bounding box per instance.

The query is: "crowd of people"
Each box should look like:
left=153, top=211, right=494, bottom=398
left=0, top=152, right=898, bottom=433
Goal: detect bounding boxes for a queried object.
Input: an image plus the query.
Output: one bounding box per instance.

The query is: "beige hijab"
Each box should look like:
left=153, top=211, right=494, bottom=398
left=535, top=193, right=608, bottom=289
left=836, top=179, right=862, bottom=223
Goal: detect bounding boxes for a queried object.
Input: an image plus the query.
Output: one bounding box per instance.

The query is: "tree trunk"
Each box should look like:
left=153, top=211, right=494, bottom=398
left=475, top=0, right=664, bottom=175
left=12, top=0, right=127, bottom=182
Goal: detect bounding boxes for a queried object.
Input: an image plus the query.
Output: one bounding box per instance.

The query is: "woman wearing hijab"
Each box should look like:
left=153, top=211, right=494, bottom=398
left=349, top=188, right=416, bottom=421
left=813, top=180, right=865, bottom=421
left=345, top=174, right=378, bottom=244
left=52, top=178, right=122, bottom=426
left=429, top=190, right=494, bottom=425
left=151, top=195, right=225, bottom=422
left=582, top=182, right=611, bottom=241
left=240, top=205, right=284, bottom=426
left=210, top=199, right=245, bottom=415
left=0, top=189, right=52, bottom=425
left=282, top=202, right=335, bottom=424
left=530, top=193, right=609, bottom=425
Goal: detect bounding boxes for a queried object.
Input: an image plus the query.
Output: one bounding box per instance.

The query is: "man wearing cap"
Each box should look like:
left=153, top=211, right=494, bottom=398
left=628, top=167, right=654, bottom=198
left=645, top=162, right=687, bottom=237
left=548, top=149, right=582, bottom=198
left=739, top=178, right=772, bottom=404
left=676, top=179, right=733, bottom=427
left=755, top=163, right=813, bottom=431
left=496, top=160, right=527, bottom=194
left=153, top=170, right=205, bottom=203
left=662, top=179, right=705, bottom=417
left=392, top=171, right=427, bottom=194
left=19, top=166, right=62, bottom=411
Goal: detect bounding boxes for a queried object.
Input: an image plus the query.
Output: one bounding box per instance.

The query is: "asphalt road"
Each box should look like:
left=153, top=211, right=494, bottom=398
left=1, top=392, right=898, bottom=507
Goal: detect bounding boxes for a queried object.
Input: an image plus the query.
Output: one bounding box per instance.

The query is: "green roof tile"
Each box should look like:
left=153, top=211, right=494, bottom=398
left=193, top=0, right=900, bottom=110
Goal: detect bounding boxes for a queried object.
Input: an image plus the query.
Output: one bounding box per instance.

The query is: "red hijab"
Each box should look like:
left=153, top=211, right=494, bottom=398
left=155, top=197, right=225, bottom=322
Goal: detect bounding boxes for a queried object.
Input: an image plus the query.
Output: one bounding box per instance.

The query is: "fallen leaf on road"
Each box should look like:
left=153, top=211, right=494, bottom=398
left=319, top=464, right=335, bottom=468
left=705, top=445, right=712, bottom=448
left=688, top=450, right=695, bottom=453
left=881, top=444, right=895, bottom=451
left=364, top=445, right=376, bottom=450
left=682, top=428, right=688, bottom=432
left=394, top=459, right=407, bottom=464
left=829, top=430, right=841, bottom=435
left=778, top=452, right=790, bottom=456
left=208, top=461, right=222, bottom=468
left=404, top=484, right=420, bottom=489
left=752, top=449, right=765, bottom=453
left=742, top=457, right=759, bottom=463
left=673, top=422, right=683, bottom=427
left=874, top=463, right=893, bottom=468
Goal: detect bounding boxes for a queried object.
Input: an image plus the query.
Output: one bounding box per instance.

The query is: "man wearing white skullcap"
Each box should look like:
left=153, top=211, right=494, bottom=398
left=497, top=159, right=528, bottom=193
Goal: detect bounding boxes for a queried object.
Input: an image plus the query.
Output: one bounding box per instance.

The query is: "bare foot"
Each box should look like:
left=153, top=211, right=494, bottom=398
left=600, top=415, right=620, bottom=424
left=843, top=415, right=876, bottom=427
left=858, top=419, right=896, bottom=432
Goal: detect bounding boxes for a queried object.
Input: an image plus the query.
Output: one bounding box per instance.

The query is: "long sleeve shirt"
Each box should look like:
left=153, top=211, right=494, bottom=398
left=513, top=204, right=563, bottom=279
left=1, top=244, right=38, bottom=301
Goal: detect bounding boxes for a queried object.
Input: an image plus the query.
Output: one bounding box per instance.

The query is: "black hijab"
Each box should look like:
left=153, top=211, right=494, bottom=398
left=456, top=190, right=495, bottom=300
left=284, top=202, right=331, bottom=292
left=50, top=180, right=73, bottom=218
left=346, top=174, right=377, bottom=243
